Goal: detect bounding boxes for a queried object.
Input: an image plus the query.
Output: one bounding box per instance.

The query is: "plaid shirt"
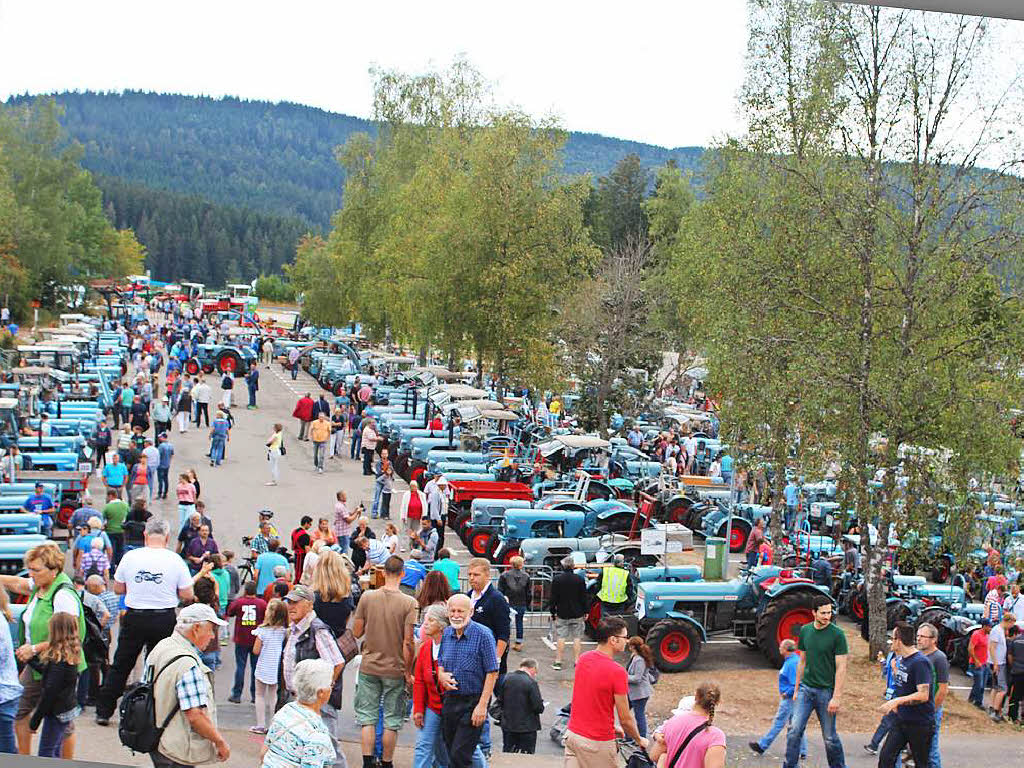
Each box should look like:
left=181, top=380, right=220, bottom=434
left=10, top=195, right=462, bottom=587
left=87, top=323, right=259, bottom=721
left=334, top=501, right=354, bottom=538
left=98, top=589, right=122, bottom=631
left=175, top=664, right=210, bottom=711
left=251, top=534, right=270, bottom=555
left=438, top=621, right=498, bottom=696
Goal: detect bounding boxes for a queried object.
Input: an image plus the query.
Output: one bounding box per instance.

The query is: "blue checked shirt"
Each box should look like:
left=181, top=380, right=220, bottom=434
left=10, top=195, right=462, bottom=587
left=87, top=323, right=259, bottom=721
left=438, top=621, right=498, bottom=697
left=175, top=665, right=211, bottom=711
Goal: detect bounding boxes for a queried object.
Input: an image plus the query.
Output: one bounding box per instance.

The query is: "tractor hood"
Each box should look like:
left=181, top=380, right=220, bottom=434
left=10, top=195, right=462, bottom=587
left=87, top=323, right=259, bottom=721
left=638, top=579, right=747, bottom=601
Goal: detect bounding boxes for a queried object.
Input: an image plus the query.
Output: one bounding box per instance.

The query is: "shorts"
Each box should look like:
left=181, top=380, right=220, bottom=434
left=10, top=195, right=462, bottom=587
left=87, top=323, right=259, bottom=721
left=554, top=617, right=585, bottom=641
left=564, top=730, right=617, bottom=768
left=16, top=667, right=75, bottom=733
left=993, top=663, right=1009, bottom=691
left=353, top=672, right=408, bottom=731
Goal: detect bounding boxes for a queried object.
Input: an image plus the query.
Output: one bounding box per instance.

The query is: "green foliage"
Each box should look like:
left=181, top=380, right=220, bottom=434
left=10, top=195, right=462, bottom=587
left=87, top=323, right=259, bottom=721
left=587, top=153, right=650, bottom=252
left=100, top=176, right=312, bottom=285
left=319, top=61, right=599, bottom=386
left=3, top=91, right=706, bottom=230
left=0, top=97, right=140, bottom=313
left=252, top=274, right=295, bottom=303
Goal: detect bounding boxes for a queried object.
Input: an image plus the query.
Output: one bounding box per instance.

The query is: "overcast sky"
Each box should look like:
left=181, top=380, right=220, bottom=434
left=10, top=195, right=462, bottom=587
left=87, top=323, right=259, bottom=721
left=0, top=0, right=751, bottom=148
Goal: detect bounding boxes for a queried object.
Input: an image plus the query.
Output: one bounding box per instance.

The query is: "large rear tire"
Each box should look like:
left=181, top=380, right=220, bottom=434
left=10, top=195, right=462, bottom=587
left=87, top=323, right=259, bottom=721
left=757, top=591, right=817, bottom=666
left=720, top=519, right=751, bottom=553
left=216, top=351, right=242, bottom=375
left=648, top=619, right=702, bottom=673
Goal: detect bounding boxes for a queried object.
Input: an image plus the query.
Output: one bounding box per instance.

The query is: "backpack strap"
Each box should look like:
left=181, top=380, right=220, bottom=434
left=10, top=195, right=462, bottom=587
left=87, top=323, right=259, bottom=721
left=665, top=720, right=709, bottom=768
left=150, top=653, right=201, bottom=728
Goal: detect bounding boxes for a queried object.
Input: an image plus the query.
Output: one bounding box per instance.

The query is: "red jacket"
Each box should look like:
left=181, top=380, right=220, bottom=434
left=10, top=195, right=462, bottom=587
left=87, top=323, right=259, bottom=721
left=292, top=396, right=315, bottom=421
left=413, top=637, right=443, bottom=715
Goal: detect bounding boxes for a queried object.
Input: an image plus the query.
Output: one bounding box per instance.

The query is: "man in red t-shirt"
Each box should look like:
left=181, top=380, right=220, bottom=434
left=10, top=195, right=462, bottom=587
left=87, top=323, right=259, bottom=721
left=226, top=582, right=267, bottom=703
left=968, top=620, right=991, bottom=708
left=565, top=616, right=647, bottom=768
left=744, top=518, right=766, bottom=568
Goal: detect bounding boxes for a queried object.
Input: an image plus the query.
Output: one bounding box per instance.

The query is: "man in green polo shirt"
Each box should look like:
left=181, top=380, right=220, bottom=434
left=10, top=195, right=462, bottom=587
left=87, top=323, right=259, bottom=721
left=102, top=488, right=129, bottom=566
left=783, top=594, right=848, bottom=768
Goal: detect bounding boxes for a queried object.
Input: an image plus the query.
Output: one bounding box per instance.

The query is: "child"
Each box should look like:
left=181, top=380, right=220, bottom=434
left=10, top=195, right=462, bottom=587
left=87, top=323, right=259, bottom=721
left=29, top=613, right=82, bottom=757
left=209, top=554, right=231, bottom=644
left=251, top=598, right=288, bottom=734
left=381, top=522, right=399, bottom=555
left=81, top=536, right=111, bottom=581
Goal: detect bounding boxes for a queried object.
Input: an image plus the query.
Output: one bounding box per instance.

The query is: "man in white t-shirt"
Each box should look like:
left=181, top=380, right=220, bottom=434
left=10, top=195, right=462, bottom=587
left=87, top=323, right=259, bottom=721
left=95, top=518, right=194, bottom=725
left=988, top=612, right=1017, bottom=721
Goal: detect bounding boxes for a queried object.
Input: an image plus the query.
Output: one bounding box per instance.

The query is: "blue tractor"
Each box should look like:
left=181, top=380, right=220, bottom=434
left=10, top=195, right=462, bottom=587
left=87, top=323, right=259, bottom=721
left=637, top=565, right=831, bottom=672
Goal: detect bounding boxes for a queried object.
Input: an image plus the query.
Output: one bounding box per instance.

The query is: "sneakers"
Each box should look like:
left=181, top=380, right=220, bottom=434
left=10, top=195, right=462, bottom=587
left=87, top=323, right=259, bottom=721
left=249, top=726, right=268, bottom=735
left=227, top=696, right=241, bottom=704
left=990, top=710, right=1005, bottom=723
left=748, top=742, right=764, bottom=755
left=95, top=715, right=110, bottom=726
left=863, top=744, right=878, bottom=756
left=551, top=661, right=563, bottom=670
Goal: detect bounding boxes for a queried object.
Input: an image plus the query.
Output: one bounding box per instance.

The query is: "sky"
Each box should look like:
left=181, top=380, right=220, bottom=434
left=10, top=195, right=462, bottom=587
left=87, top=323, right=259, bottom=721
left=0, top=0, right=751, bottom=149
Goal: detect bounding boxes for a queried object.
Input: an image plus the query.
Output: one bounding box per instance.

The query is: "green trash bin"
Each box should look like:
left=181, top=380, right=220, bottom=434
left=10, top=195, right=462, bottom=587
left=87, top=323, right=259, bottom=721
left=704, top=536, right=727, bottom=580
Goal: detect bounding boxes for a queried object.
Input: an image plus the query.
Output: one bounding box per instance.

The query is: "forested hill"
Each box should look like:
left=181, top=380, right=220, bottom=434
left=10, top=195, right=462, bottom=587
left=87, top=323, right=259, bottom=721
left=4, top=91, right=706, bottom=229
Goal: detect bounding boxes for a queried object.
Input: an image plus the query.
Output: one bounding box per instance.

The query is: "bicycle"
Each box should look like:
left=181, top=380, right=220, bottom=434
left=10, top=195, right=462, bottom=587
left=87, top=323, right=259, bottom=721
left=238, top=536, right=256, bottom=585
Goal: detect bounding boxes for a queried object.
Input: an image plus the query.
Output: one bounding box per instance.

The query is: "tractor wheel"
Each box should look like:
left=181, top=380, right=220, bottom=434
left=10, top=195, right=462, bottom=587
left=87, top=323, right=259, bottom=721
left=499, top=546, right=521, bottom=567
left=664, top=498, right=689, bottom=525
left=847, top=586, right=867, bottom=622
left=216, top=351, right=242, bottom=375
left=597, top=512, right=636, bottom=535
left=469, top=531, right=496, bottom=558
left=648, top=619, right=702, bottom=673
left=184, top=358, right=201, bottom=376
left=860, top=599, right=909, bottom=641
left=757, top=591, right=817, bottom=666
left=683, top=505, right=706, bottom=531
left=201, top=363, right=215, bottom=374
left=455, top=513, right=472, bottom=539
left=719, top=519, right=751, bottom=553
left=583, top=599, right=603, bottom=640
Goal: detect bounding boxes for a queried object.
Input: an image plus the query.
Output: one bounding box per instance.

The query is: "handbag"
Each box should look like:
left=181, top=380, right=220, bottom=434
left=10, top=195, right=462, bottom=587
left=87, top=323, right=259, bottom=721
left=279, top=438, right=286, bottom=456
left=335, top=628, right=359, bottom=663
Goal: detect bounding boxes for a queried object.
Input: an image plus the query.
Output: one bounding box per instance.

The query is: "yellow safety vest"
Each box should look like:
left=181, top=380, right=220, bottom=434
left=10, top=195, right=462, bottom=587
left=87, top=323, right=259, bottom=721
left=598, top=566, right=629, bottom=603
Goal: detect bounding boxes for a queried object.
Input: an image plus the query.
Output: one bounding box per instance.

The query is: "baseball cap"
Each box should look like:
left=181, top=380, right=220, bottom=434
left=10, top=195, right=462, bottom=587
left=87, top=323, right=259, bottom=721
left=284, top=585, right=315, bottom=602
left=178, top=603, right=226, bottom=626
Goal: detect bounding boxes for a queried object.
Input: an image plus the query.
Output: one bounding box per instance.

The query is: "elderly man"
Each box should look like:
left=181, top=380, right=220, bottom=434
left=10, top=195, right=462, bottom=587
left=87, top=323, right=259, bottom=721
left=751, top=639, right=807, bottom=758
left=282, top=585, right=347, bottom=768
left=96, top=518, right=195, bottom=726
left=437, top=594, right=499, bottom=768
left=146, top=603, right=230, bottom=767
left=352, top=555, right=417, bottom=768
left=184, top=524, right=219, bottom=575
left=465, top=557, right=511, bottom=756
left=354, top=536, right=390, bottom=575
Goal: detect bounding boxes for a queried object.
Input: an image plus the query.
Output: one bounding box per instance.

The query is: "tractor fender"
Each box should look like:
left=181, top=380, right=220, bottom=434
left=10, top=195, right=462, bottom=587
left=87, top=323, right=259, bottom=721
left=884, top=596, right=905, bottom=608
left=664, top=611, right=708, bottom=642
left=764, top=582, right=833, bottom=602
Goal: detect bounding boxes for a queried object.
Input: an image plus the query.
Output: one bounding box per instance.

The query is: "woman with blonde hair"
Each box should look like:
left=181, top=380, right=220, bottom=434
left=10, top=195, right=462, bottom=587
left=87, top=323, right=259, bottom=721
left=311, top=550, right=354, bottom=637
left=0, top=542, right=85, bottom=756
left=649, top=682, right=726, bottom=768
left=299, top=540, right=326, bottom=586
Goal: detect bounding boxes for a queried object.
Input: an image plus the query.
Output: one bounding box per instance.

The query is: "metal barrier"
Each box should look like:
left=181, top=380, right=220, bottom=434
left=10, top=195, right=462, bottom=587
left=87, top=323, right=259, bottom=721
left=456, top=563, right=555, bottom=629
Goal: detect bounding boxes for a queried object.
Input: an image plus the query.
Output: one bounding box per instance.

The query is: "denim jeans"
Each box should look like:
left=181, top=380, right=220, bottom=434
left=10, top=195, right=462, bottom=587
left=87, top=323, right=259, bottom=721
left=630, top=697, right=649, bottom=738
left=478, top=672, right=505, bottom=755
left=231, top=644, right=257, bottom=702
left=372, top=481, right=384, bottom=518
left=869, top=710, right=898, bottom=750
left=210, top=437, right=226, bottom=466
left=157, top=467, right=169, bottom=497
left=291, top=363, right=298, bottom=380
left=969, top=663, right=990, bottom=705
left=313, top=441, right=327, bottom=470
left=784, top=684, right=845, bottom=768
left=511, top=603, right=529, bottom=643
left=0, top=697, right=18, bottom=754
left=758, top=696, right=808, bottom=755
left=414, top=707, right=487, bottom=768
left=929, top=707, right=942, bottom=768
left=350, top=432, right=361, bottom=459
left=248, top=385, right=257, bottom=407
left=37, top=715, right=68, bottom=757
left=336, top=535, right=350, bottom=554
left=200, top=649, right=220, bottom=671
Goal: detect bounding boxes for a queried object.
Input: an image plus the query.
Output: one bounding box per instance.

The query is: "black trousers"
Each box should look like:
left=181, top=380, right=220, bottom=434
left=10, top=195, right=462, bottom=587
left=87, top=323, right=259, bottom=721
left=442, top=694, right=484, bottom=768
left=194, top=402, right=209, bottom=427
left=501, top=730, right=537, bottom=754
left=97, top=607, right=177, bottom=719
left=1009, top=672, right=1024, bottom=721
left=878, top=718, right=933, bottom=768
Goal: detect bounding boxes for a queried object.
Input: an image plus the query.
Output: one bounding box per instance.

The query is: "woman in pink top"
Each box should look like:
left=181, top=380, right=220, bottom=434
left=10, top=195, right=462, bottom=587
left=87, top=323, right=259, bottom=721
left=176, top=472, right=197, bottom=533
left=649, top=682, right=726, bottom=768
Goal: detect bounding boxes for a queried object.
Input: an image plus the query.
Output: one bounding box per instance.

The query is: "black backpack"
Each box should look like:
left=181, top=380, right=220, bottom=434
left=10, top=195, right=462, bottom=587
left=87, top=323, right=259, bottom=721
left=118, top=654, right=193, bottom=754
left=81, top=602, right=109, bottom=667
